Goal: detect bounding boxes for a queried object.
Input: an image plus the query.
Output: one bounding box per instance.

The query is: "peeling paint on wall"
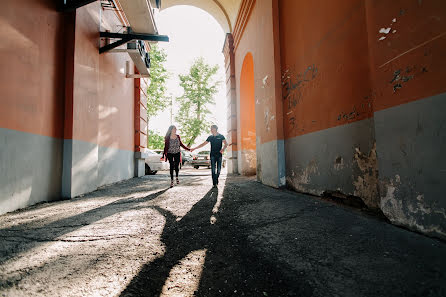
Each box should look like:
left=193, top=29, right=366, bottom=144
left=336, top=91, right=375, bottom=123
left=286, top=159, right=321, bottom=195
left=282, top=64, right=318, bottom=110
left=262, top=75, right=269, bottom=87
left=264, top=108, right=271, bottom=132
left=388, top=65, right=429, bottom=93
left=380, top=177, right=446, bottom=238
left=352, top=143, right=380, bottom=209
left=334, top=156, right=344, bottom=171
left=280, top=176, right=286, bottom=186
left=378, top=16, right=399, bottom=41
left=379, top=27, right=391, bottom=34
left=240, top=150, right=257, bottom=175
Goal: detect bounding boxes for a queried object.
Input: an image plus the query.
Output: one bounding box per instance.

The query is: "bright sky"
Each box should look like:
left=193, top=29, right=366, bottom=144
left=150, top=5, right=227, bottom=145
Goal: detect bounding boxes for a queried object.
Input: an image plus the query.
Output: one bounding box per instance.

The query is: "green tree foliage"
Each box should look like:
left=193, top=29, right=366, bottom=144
left=147, top=130, right=165, bottom=150
left=147, top=44, right=169, bottom=121
left=176, top=58, right=220, bottom=146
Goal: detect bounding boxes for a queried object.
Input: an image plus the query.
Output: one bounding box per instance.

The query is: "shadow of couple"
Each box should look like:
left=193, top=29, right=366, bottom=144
left=120, top=186, right=221, bottom=296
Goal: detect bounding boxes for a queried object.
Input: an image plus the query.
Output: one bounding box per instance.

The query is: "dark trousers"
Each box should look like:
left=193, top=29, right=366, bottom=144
left=167, top=152, right=180, bottom=180
left=210, top=154, right=222, bottom=185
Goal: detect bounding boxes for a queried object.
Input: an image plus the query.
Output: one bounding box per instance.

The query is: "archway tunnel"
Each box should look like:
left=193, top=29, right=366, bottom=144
left=1, top=0, right=445, bottom=241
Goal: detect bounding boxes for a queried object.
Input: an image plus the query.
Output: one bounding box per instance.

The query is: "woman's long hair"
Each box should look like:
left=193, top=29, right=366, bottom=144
left=165, top=125, right=176, bottom=140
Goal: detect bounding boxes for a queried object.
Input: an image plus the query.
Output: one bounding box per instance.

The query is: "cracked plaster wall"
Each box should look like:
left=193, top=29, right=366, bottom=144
left=278, top=0, right=446, bottom=238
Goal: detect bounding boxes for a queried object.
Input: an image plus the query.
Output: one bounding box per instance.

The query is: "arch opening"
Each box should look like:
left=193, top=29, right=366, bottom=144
left=150, top=4, right=229, bottom=163
left=160, top=0, right=242, bottom=33
left=239, top=52, right=256, bottom=176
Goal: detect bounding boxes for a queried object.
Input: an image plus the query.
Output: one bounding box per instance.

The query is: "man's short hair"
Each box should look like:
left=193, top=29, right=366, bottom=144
left=211, top=125, right=218, bottom=130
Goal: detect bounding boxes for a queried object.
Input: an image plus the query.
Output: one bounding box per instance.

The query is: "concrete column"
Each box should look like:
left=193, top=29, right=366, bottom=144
left=134, top=151, right=148, bottom=177
left=223, top=33, right=238, bottom=174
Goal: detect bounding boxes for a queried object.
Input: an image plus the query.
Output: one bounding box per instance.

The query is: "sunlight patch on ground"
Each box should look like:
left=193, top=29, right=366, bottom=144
left=160, top=249, right=207, bottom=297
left=212, top=178, right=226, bottom=214
left=208, top=178, right=226, bottom=224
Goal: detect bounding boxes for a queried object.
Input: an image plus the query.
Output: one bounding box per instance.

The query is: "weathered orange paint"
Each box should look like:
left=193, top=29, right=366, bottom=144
left=240, top=53, right=256, bottom=151
left=0, top=0, right=65, bottom=138
left=235, top=0, right=283, bottom=145
left=279, top=0, right=373, bottom=139
left=278, top=0, right=446, bottom=140
left=365, top=0, right=446, bottom=111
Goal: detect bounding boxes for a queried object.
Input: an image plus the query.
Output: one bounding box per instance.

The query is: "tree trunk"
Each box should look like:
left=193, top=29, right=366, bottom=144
left=187, top=101, right=201, bottom=147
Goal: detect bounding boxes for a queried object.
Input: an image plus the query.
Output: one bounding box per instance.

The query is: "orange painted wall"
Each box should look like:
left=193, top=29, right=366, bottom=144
left=0, top=1, right=137, bottom=151
left=235, top=0, right=284, bottom=145
left=98, top=9, right=135, bottom=152
left=98, top=55, right=135, bottom=151
left=239, top=53, right=256, bottom=151
left=365, top=0, right=446, bottom=111
left=0, top=0, right=65, bottom=138
left=278, top=0, right=446, bottom=140
left=65, top=3, right=135, bottom=152
left=70, top=3, right=100, bottom=144
left=279, top=0, right=373, bottom=139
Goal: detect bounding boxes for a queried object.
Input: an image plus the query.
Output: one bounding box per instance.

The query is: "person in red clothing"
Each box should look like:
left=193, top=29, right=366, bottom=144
left=163, top=125, right=191, bottom=187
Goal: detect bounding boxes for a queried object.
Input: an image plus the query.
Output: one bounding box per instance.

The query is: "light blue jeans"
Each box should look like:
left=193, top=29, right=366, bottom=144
left=210, top=154, right=222, bottom=185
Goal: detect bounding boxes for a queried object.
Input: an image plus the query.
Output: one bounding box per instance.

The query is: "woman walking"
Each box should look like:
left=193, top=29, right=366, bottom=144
left=163, top=125, right=191, bottom=187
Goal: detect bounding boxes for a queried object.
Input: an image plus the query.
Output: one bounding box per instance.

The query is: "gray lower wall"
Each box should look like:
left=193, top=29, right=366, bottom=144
left=284, top=93, right=446, bottom=239
left=98, top=145, right=134, bottom=187
left=0, top=128, right=136, bottom=215
left=375, top=92, right=446, bottom=239
left=62, top=139, right=99, bottom=198
left=0, top=128, right=63, bottom=215
left=257, top=139, right=286, bottom=188
left=284, top=118, right=379, bottom=208
left=238, top=149, right=257, bottom=176
left=226, top=149, right=238, bottom=175
left=62, top=139, right=136, bottom=198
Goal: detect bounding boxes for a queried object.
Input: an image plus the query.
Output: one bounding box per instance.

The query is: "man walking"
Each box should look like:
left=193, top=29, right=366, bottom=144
left=192, top=125, right=228, bottom=187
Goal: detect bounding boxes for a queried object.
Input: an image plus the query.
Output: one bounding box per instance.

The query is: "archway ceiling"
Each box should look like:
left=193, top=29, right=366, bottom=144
left=161, top=0, right=242, bottom=33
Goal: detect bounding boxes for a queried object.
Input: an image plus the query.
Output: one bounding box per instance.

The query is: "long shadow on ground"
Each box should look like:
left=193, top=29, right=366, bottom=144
left=120, top=184, right=311, bottom=297
left=120, top=175, right=446, bottom=297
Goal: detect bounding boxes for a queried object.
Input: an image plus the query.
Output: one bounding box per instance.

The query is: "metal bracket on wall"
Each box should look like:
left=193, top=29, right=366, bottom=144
left=99, top=31, right=169, bottom=54
left=59, top=0, right=97, bottom=12
left=100, top=30, right=168, bottom=78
